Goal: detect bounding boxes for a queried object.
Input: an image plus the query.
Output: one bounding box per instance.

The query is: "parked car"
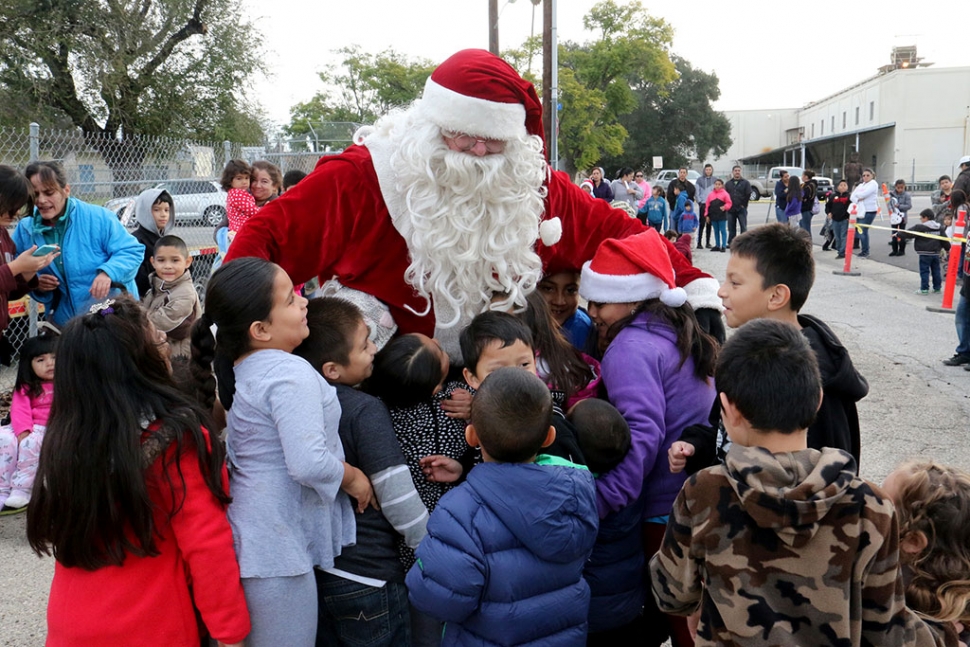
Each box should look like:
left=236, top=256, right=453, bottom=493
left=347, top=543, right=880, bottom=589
left=814, top=176, right=834, bottom=201
left=653, top=169, right=701, bottom=191
left=105, top=180, right=227, bottom=227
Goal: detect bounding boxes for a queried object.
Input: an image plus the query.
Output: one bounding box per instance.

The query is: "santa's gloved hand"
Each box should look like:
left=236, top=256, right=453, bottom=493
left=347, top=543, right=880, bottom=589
left=694, top=307, right=725, bottom=345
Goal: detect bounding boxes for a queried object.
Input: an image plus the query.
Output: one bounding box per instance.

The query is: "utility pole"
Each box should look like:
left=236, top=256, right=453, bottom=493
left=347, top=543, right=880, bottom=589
left=489, top=0, right=499, bottom=55
left=542, top=0, right=558, bottom=169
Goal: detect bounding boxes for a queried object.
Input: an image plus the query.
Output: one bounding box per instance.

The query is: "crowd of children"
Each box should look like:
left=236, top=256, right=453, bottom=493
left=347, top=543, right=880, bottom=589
left=1, top=155, right=969, bottom=647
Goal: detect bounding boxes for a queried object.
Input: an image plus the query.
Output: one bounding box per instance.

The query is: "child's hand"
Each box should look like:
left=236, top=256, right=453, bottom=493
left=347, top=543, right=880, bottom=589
left=687, top=609, right=701, bottom=641
left=420, top=455, right=463, bottom=483
left=342, top=464, right=379, bottom=514
left=668, top=441, right=695, bottom=474
left=440, top=387, right=473, bottom=420
left=16, top=431, right=29, bottom=445
left=89, top=271, right=112, bottom=299
left=8, top=246, right=59, bottom=279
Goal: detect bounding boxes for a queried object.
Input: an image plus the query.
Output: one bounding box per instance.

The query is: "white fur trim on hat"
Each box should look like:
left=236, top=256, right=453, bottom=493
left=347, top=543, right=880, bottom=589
left=422, top=77, right=527, bottom=140
left=539, top=217, right=562, bottom=247
left=580, top=260, right=669, bottom=304
left=683, top=277, right=724, bottom=312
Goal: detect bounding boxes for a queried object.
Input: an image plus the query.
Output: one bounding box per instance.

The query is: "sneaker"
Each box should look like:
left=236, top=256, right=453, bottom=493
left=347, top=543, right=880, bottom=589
left=720, top=247, right=726, bottom=253
left=0, top=505, right=26, bottom=516
left=3, top=492, right=29, bottom=509
left=915, top=289, right=929, bottom=295
left=943, top=354, right=970, bottom=366
left=859, top=253, right=870, bottom=258
left=836, top=254, right=846, bottom=259
left=933, top=289, right=942, bottom=294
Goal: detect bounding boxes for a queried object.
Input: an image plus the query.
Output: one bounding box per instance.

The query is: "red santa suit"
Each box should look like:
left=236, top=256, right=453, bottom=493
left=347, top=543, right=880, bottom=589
left=225, top=49, right=720, bottom=344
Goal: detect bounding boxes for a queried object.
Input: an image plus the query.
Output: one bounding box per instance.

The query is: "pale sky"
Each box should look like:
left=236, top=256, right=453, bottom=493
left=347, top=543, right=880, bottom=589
left=246, top=0, right=968, bottom=129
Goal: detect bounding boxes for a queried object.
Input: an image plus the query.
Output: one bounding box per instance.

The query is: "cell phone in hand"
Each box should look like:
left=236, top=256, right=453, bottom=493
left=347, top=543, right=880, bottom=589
left=32, top=244, right=59, bottom=256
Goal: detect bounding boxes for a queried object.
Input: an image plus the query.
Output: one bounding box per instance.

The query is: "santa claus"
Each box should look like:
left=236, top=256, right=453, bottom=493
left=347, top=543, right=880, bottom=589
left=226, top=49, right=721, bottom=358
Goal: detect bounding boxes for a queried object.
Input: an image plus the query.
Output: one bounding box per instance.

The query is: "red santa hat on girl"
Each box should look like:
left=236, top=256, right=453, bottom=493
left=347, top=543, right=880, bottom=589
left=421, top=49, right=544, bottom=148
left=579, top=231, right=688, bottom=308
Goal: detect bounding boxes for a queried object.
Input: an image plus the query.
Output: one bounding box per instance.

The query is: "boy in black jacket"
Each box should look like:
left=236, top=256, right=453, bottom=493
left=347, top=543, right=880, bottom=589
left=825, top=180, right=851, bottom=258
left=906, top=208, right=950, bottom=294
left=669, top=225, right=869, bottom=475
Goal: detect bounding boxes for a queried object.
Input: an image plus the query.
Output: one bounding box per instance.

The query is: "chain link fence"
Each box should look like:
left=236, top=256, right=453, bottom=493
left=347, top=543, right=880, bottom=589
left=0, top=123, right=350, bottom=389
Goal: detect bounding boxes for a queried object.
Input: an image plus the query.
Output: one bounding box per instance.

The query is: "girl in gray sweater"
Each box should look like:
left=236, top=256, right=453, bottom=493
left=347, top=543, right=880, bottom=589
left=192, top=258, right=376, bottom=647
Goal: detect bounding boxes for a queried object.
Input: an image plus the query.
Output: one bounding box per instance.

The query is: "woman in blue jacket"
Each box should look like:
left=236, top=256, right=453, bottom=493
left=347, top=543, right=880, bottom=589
left=14, top=162, right=143, bottom=326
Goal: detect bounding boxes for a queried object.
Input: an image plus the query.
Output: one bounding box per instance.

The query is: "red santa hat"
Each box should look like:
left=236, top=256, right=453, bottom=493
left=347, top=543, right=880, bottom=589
left=422, top=49, right=544, bottom=148
left=579, top=231, right=688, bottom=308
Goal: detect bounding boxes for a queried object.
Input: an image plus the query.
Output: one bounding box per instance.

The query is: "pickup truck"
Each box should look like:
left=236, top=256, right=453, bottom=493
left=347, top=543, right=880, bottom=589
left=749, top=166, right=804, bottom=200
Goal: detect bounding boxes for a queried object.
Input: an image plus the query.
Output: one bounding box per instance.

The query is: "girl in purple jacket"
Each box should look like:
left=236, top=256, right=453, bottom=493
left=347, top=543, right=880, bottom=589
left=580, top=230, right=717, bottom=647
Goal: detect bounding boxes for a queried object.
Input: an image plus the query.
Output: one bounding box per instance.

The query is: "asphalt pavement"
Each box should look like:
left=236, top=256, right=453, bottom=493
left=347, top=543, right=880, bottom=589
left=2, top=207, right=969, bottom=645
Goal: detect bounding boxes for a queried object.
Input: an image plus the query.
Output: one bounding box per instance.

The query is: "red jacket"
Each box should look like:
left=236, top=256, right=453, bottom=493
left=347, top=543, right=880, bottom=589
left=0, top=227, right=36, bottom=333
left=45, top=427, right=250, bottom=646
left=226, top=145, right=716, bottom=335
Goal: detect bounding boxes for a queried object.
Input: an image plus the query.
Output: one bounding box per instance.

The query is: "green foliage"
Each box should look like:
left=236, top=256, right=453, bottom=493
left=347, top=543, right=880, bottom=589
left=602, top=56, right=732, bottom=172
left=554, top=0, right=677, bottom=171
left=0, top=0, right=265, bottom=143
left=284, top=46, right=434, bottom=150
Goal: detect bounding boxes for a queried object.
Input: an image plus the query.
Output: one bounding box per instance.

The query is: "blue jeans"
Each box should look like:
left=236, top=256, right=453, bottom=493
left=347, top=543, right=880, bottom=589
left=919, top=255, right=942, bottom=291
left=859, top=211, right=877, bottom=254
left=832, top=219, right=848, bottom=254
left=775, top=205, right=787, bottom=223
left=800, top=211, right=813, bottom=234
left=712, top=220, right=727, bottom=248
left=315, top=571, right=411, bottom=647
left=956, top=295, right=970, bottom=357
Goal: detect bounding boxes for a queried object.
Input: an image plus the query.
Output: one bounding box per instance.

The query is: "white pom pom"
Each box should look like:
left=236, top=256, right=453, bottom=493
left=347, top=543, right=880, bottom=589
left=539, top=217, right=563, bottom=247
left=352, top=126, right=376, bottom=146
left=660, top=286, right=687, bottom=308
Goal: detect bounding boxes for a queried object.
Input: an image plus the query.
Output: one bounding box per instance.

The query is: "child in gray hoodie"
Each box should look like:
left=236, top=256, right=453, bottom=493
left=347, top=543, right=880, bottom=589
left=130, top=188, right=175, bottom=296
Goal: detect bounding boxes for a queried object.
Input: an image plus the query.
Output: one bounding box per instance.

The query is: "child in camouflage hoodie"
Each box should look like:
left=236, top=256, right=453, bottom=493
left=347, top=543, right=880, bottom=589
left=650, top=320, right=942, bottom=647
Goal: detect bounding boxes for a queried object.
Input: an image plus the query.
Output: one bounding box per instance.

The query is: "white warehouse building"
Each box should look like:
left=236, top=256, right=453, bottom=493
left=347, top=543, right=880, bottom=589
left=703, top=51, right=970, bottom=190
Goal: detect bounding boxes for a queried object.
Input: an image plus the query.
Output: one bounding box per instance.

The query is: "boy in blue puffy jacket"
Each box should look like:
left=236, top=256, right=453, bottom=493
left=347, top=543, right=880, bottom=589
left=406, top=367, right=599, bottom=646
left=637, top=185, right=668, bottom=232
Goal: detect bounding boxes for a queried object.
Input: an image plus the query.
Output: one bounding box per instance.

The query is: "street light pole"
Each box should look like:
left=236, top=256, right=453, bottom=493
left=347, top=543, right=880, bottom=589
left=542, top=0, right=558, bottom=169
left=489, top=0, right=499, bottom=55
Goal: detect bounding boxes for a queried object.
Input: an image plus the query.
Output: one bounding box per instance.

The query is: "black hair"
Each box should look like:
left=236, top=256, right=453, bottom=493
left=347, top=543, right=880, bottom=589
left=803, top=169, right=815, bottom=180
left=787, top=176, right=802, bottom=203
left=951, top=190, right=967, bottom=210
left=25, top=161, right=68, bottom=191
left=27, top=297, right=229, bottom=569
left=293, top=298, right=363, bottom=373
left=0, top=165, right=32, bottom=218
left=920, top=208, right=935, bottom=220
left=519, top=291, right=591, bottom=400
left=15, top=335, right=58, bottom=398
left=471, top=367, right=552, bottom=463
left=617, top=167, right=634, bottom=179
left=895, top=179, right=906, bottom=187
left=189, top=257, right=278, bottom=411
left=568, top=399, right=630, bottom=474
left=220, top=159, right=251, bottom=191
left=606, top=299, right=717, bottom=380
left=459, top=311, right=533, bottom=376
left=283, top=170, right=307, bottom=190
left=939, top=175, right=951, bottom=183
left=153, top=234, right=189, bottom=257
left=716, top=319, right=821, bottom=434
left=363, top=333, right=444, bottom=408
left=730, top=223, right=815, bottom=312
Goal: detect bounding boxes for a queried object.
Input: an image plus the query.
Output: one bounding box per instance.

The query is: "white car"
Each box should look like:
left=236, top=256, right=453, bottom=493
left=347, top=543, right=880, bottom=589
left=653, top=169, right=701, bottom=192
left=105, top=180, right=227, bottom=227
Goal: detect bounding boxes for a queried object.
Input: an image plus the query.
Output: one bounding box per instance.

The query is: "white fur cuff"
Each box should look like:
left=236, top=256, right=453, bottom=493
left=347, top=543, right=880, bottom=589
left=684, top=277, right=724, bottom=312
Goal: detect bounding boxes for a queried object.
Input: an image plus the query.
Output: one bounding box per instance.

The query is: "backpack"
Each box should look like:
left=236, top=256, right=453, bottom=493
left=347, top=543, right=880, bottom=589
left=679, top=209, right=698, bottom=234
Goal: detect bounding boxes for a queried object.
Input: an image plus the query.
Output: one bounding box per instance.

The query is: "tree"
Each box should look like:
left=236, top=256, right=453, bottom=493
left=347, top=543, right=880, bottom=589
left=0, top=0, right=266, bottom=142
left=554, top=0, right=677, bottom=172
left=602, top=56, right=732, bottom=173
left=284, top=46, right=435, bottom=151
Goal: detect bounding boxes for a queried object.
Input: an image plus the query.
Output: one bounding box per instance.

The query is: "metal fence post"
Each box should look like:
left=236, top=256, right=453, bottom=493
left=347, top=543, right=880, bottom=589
left=224, top=140, right=231, bottom=168
left=28, top=299, right=38, bottom=337
left=29, top=122, right=40, bottom=161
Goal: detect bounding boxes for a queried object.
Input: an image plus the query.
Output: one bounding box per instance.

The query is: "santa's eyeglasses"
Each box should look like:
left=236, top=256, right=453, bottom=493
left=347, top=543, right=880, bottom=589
left=441, top=130, right=506, bottom=154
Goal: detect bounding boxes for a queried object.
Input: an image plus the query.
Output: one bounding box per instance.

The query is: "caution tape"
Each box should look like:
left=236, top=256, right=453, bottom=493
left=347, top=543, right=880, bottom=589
left=851, top=222, right=958, bottom=243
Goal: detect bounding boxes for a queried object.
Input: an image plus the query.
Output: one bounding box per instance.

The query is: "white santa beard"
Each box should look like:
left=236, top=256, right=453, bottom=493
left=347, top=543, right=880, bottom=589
left=385, top=114, right=548, bottom=359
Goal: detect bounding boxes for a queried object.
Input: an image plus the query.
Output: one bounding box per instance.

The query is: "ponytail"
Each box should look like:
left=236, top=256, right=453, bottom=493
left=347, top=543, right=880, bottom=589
left=192, top=258, right=279, bottom=411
